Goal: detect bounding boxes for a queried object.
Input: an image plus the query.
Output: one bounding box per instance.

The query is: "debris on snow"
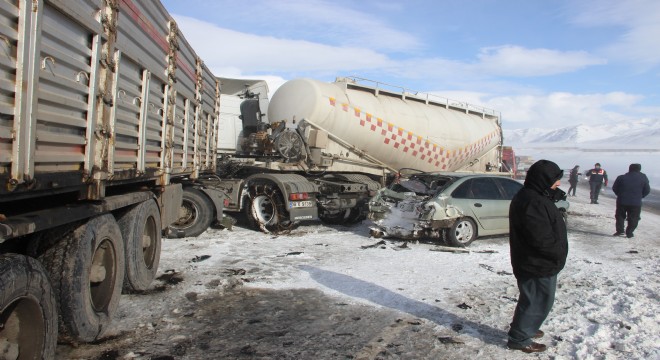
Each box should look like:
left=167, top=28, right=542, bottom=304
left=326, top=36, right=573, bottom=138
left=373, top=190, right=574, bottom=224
left=361, top=240, right=387, bottom=249
left=190, top=255, right=211, bottom=262
left=437, top=336, right=464, bottom=344
left=225, top=268, right=246, bottom=276
left=393, top=242, right=412, bottom=251
left=156, top=270, right=183, bottom=285
left=430, top=245, right=470, bottom=253
left=284, top=251, right=304, bottom=256
left=457, top=303, right=472, bottom=310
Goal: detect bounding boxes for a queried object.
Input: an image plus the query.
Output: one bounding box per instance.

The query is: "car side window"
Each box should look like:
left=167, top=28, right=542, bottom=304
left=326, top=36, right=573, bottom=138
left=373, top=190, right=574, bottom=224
left=495, top=178, right=523, bottom=200
left=451, top=180, right=472, bottom=199
left=470, top=178, right=503, bottom=200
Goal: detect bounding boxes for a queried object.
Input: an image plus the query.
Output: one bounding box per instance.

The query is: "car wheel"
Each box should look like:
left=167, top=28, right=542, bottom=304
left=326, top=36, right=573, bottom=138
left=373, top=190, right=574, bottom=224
left=447, top=218, right=477, bottom=247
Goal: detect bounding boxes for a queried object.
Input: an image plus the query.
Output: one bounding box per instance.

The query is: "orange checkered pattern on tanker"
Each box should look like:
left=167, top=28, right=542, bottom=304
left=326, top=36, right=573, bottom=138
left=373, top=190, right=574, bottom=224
left=328, top=97, right=499, bottom=170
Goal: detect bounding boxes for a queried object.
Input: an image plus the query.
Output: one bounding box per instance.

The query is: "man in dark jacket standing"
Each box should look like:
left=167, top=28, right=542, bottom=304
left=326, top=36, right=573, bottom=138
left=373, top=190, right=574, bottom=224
left=586, top=163, right=608, bottom=204
left=568, top=165, right=580, bottom=196
left=507, top=160, right=568, bottom=353
left=612, top=163, right=650, bottom=238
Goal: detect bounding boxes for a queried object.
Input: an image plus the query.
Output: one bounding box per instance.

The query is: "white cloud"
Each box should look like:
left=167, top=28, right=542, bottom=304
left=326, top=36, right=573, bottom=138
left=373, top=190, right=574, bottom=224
left=174, top=15, right=393, bottom=77
left=475, top=46, right=607, bottom=76
left=259, top=0, right=421, bottom=53
left=568, top=0, right=660, bottom=67
left=358, top=46, right=606, bottom=87
left=183, top=0, right=421, bottom=54
left=605, top=23, right=660, bottom=67
left=485, top=92, right=645, bottom=129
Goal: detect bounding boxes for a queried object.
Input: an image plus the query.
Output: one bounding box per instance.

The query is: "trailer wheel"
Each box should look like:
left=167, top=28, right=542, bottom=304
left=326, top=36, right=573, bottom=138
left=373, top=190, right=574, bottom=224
left=38, top=214, right=125, bottom=342
left=117, top=199, right=161, bottom=292
left=245, top=182, right=294, bottom=234
left=447, top=218, right=477, bottom=247
left=0, top=254, right=57, bottom=360
left=168, top=188, right=213, bottom=238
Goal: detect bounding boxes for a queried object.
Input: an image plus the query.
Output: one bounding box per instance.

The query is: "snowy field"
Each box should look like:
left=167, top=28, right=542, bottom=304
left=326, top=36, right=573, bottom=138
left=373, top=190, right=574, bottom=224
left=59, top=183, right=660, bottom=359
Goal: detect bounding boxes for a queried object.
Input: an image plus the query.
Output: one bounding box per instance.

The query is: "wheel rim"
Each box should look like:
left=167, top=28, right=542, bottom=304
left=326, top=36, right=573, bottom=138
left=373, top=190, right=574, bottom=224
left=252, top=195, right=276, bottom=225
left=173, top=200, right=199, bottom=229
left=0, top=297, right=45, bottom=359
left=454, top=220, right=474, bottom=243
left=90, top=239, right=118, bottom=312
left=142, top=216, right=158, bottom=270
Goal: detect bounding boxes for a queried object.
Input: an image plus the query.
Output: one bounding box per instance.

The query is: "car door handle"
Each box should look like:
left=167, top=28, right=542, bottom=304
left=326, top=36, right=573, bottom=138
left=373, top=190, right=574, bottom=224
left=474, top=203, right=482, bottom=207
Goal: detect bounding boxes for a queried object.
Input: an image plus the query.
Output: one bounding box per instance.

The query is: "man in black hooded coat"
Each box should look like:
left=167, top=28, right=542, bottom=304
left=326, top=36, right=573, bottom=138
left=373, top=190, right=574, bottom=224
left=507, top=159, right=568, bottom=353
left=612, top=163, right=650, bottom=238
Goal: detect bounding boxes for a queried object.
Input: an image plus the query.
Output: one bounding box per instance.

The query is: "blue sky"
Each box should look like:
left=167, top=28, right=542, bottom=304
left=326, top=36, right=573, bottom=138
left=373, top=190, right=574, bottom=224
left=161, top=0, right=659, bottom=130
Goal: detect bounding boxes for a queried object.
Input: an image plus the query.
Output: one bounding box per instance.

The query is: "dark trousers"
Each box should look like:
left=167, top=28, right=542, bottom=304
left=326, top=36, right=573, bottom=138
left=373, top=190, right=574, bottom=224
left=615, top=204, right=642, bottom=236
left=589, top=182, right=602, bottom=202
left=568, top=181, right=577, bottom=196
left=508, top=275, right=557, bottom=346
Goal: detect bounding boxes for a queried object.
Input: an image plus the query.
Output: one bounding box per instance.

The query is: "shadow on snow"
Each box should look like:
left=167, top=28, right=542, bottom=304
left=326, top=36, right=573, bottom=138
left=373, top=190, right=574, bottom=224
left=300, top=265, right=508, bottom=347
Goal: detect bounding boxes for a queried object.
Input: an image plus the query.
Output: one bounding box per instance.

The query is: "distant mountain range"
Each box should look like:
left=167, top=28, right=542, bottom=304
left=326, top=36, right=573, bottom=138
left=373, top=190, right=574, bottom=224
left=503, top=118, right=660, bottom=149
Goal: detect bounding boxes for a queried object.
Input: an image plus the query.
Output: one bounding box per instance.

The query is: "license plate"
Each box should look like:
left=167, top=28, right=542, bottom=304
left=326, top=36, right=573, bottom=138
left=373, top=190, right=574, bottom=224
left=290, top=200, right=313, bottom=208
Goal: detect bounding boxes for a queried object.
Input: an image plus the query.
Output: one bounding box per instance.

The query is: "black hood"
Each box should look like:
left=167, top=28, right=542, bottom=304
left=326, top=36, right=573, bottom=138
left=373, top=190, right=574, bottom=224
left=524, top=160, right=564, bottom=196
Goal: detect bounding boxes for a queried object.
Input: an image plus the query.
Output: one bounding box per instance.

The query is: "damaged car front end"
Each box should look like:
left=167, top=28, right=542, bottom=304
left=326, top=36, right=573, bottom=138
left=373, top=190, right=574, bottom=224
left=368, top=172, right=461, bottom=242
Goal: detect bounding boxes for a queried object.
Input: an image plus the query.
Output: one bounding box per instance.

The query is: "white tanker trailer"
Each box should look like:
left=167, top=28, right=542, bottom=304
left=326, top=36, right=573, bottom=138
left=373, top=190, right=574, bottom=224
left=268, top=77, right=502, bottom=174
left=173, top=77, right=504, bottom=235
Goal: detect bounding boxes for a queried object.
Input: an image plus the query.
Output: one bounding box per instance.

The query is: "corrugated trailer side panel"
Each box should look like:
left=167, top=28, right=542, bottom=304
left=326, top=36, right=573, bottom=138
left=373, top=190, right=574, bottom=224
left=170, top=25, right=197, bottom=175
left=0, top=0, right=218, bottom=201
left=115, top=0, right=169, bottom=179
left=0, top=0, right=22, bottom=178
left=0, top=0, right=106, bottom=197
left=169, top=23, right=220, bottom=177
left=199, top=63, right=219, bottom=172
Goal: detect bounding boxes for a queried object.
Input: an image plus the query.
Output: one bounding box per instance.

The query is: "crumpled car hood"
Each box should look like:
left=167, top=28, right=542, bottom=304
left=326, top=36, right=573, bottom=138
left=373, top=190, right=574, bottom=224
left=368, top=177, right=469, bottom=239
left=368, top=188, right=438, bottom=239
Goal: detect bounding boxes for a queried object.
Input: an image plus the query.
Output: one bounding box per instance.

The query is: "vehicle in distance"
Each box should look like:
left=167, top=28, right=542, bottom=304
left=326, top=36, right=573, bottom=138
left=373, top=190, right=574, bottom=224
left=368, top=170, right=569, bottom=247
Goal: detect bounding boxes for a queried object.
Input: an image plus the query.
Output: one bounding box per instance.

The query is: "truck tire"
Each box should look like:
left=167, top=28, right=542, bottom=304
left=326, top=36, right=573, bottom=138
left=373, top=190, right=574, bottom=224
left=117, top=199, right=161, bottom=292
left=244, top=181, right=293, bottom=233
left=168, top=188, right=213, bottom=238
left=0, top=254, right=57, bottom=360
left=38, top=214, right=125, bottom=342
left=447, top=218, right=477, bottom=247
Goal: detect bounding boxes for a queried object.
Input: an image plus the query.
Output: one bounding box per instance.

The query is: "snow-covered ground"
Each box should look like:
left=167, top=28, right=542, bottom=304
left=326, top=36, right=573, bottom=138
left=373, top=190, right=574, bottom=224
left=59, top=183, right=660, bottom=359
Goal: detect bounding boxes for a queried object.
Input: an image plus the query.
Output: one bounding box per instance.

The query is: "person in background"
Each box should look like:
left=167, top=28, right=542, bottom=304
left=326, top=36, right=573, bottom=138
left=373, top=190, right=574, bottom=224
left=612, top=163, right=650, bottom=238
left=567, top=165, right=580, bottom=196
left=507, top=160, right=568, bottom=353
left=586, top=163, right=608, bottom=204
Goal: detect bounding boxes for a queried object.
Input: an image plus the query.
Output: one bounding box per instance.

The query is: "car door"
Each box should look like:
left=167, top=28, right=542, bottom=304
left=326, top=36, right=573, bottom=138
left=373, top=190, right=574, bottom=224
left=492, top=177, right=524, bottom=232
left=451, top=177, right=507, bottom=234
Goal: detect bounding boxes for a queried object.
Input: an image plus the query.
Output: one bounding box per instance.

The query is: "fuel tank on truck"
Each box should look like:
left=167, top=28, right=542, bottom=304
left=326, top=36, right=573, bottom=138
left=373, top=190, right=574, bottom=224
left=267, top=77, right=503, bottom=173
